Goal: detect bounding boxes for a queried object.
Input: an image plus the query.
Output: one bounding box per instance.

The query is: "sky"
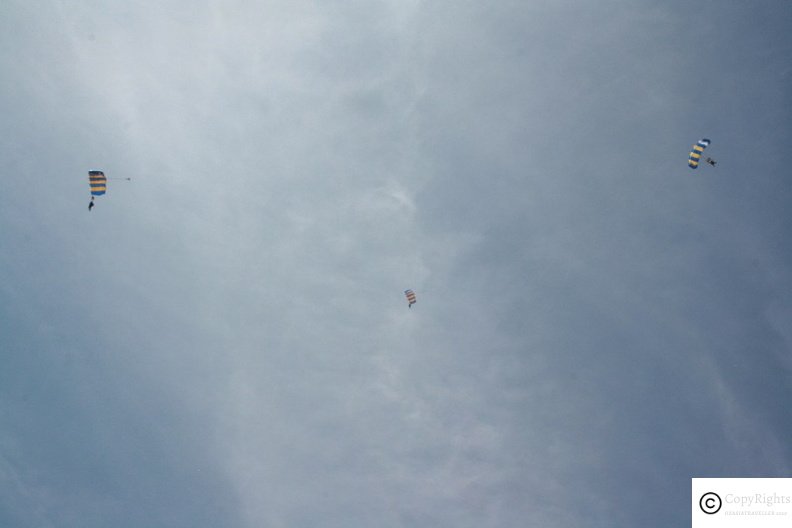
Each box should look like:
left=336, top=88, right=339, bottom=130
left=1, top=1, right=791, bottom=526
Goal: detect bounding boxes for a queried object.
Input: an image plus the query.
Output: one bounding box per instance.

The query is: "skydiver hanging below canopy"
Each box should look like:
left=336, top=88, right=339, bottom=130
left=706, top=157, right=717, bottom=166
left=89, top=197, right=95, bottom=211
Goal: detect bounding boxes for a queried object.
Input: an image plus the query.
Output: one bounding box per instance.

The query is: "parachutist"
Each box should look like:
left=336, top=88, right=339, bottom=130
left=706, top=158, right=717, bottom=166
left=89, top=199, right=95, bottom=211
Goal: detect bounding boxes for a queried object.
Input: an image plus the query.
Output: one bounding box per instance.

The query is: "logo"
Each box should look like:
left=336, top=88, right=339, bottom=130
left=700, top=492, right=722, bottom=514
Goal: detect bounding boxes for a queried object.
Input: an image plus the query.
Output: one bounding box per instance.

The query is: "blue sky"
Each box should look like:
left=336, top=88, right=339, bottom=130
left=1, top=1, right=790, bottom=527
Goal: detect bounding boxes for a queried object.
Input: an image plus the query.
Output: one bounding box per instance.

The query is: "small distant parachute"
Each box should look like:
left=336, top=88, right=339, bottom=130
left=89, top=170, right=107, bottom=195
left=404, top=289, right=417, bottom=308
left=688, top=139, right=711, bottom=169
left=87, top=170, right=130, bottom=211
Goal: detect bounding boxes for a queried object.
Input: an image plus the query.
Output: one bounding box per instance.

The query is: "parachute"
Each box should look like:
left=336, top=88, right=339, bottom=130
left=89, top=171, right=107, bottom=195
left=87, top=170, right=130, bottom=210
left=688, top=139, right=711, bottom=169
left=404, top=289, right=417, bottom=308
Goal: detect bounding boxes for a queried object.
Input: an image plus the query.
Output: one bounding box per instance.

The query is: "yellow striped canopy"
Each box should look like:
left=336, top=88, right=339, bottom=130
left=688, top=139, right=711, bottom=169
left=89, top=171, right=107, bottom=195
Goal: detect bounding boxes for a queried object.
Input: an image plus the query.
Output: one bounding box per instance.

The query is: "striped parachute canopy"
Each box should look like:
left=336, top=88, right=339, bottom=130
left=404, top=289, right=417, bottom=308
left=89, top=170, right=107, bottom=195
left=688, top=139, right=711, bottom=169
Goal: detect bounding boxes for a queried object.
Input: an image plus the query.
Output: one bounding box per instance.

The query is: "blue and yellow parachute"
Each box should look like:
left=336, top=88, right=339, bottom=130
left=89, top=171, right=107, bottom=195
left=688, top=139, right=711, bottom=169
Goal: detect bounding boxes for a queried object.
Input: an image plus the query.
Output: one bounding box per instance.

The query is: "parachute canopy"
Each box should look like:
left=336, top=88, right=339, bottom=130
left=405, top=289, right=416, bottom=307
left=89, top=170, right=107, bottom=195
left=688, top=139, right=711, bottom=169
